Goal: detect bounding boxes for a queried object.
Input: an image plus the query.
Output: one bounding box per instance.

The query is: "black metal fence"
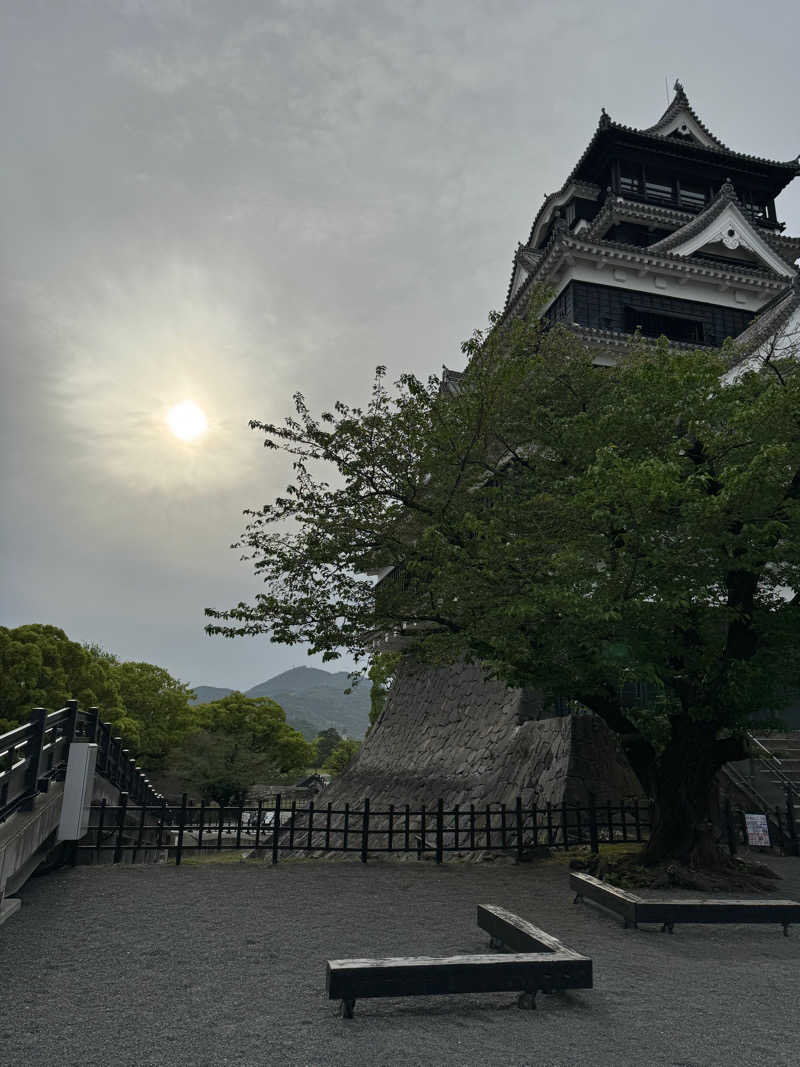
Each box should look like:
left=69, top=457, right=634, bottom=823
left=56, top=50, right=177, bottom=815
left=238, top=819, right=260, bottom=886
left=78, top=793, right=655, bottom=866
left=0, top=702, right=162, bottom=824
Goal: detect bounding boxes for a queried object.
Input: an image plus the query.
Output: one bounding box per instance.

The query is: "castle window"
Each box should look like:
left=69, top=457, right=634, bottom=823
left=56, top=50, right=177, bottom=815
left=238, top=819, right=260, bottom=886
left=644, top=171, right=674, bottom=205
left=619, top=164, right=643, bottom=196
left=678, top=182, right=707, bottom=210
left=624, top=305, right=705, bottom=343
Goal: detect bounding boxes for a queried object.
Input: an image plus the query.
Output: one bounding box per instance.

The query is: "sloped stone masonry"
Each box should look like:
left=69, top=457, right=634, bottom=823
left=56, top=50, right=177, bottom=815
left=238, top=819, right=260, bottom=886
left=323, top=660, right=643, bottom=811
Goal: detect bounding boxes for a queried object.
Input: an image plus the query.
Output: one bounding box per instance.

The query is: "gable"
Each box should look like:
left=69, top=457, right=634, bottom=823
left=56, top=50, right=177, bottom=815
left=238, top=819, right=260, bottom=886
left=657, top=203, right=795, bottom=277
left=657, top=109, right=719, bottom=148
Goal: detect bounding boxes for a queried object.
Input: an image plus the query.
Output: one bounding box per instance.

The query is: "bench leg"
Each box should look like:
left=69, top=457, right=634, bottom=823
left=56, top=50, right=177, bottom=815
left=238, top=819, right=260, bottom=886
left=341, top=999, right=355, bottom=1019
left=661, top=922, right=674, bottom=934
left=517, top=991, right=537, bottom=1010
left=573, top=893, right=583, bottom=904
left=783, top=923, right=789, bottom=937
left=489, top=935, right=504, bottom=950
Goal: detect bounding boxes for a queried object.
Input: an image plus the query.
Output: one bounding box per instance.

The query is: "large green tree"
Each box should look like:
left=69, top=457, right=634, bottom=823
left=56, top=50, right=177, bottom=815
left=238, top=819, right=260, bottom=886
left=112, top=661, right=196, bottom=769
left=193, top=692, right=313, bottom=773
left=171, top=692, right=312, bottom=804
left=0, top=624, right=126, bottom=734
left=206, top=304, right=800, bottom=866
left=0, top=626, right=196, bottom=771
left=171, top=730, right=281, bottom=808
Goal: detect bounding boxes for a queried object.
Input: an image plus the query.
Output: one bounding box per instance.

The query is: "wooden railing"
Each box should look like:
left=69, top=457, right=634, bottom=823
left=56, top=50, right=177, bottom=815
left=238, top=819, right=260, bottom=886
left=78, top=793, right=654, bottom=866
left=0, top=702, right=162, bottom=824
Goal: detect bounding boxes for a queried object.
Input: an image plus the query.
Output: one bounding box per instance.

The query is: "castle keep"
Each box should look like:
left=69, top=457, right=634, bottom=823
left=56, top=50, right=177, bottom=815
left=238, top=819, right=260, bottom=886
left=329, top=84, right=800, bottom=813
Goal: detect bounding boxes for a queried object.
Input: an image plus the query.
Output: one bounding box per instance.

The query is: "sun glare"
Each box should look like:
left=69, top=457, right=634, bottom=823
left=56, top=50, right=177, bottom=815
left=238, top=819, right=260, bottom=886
left=167, top=401, right=208, bottom=442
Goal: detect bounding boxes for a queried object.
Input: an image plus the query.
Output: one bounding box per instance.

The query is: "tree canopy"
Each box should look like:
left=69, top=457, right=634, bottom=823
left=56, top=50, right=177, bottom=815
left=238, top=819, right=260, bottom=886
left=322, top=738, right=362, bottom=776
left=0, top=624, right=194, bottom=770
left=0, top=624, right=125, bottom=735
left=206, top=302, right=800, bottom=864
left=175, top=692, right=313, bottom=804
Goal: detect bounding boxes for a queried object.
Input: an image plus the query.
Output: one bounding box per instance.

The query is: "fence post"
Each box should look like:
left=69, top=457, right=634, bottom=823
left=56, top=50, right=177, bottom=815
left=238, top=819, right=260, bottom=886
left=85, top=706, right=99, bottom=742
left=101, top=724, right=112, bottom=775
left=156, top=796, right=168, bottom=855
left=95, top=797, right=107, bottom=860
left=133, top=798, right=148, bottom=864
left=110, top=737, right=122, bottom=786
left=21, top=708, right=48, bottom=811
left=254, top=799, right=263, bottom=850
left=786, top=786, right=799, bottom=857
left=588, top=792, right=599, bottom=855
left=361, top=798, right=370, bottom=864
left=515, top=797, right=524, bottom=862
left=435, top=798, right=444, bottom=865
left=64, top=698, right=79, bottom=745
left=307, top=799, right=315, bottom=853
left=175, top=793, right=187, bottom=867
left=272, top=794, right=281, bottom=865
left=113, top=791, right=129, bottom=864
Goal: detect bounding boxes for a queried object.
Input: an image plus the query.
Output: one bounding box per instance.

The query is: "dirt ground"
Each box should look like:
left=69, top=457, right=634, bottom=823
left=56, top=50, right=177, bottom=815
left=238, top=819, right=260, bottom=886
left=1, top=850, right=798, bottom=1067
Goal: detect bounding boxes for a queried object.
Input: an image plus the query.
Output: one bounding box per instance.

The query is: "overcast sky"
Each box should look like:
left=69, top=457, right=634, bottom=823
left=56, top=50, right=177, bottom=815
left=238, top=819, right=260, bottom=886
left=2, top=0, right=799, bottom=692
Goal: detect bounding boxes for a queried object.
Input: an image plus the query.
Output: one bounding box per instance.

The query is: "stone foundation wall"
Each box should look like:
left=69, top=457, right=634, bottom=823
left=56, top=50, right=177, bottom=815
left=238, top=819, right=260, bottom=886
left=322, top=660, right=643, bottom=811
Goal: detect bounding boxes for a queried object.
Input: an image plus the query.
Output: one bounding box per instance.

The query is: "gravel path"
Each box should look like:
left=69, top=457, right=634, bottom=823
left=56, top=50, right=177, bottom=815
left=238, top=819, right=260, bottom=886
left=1, top=853, right=798, bottom=1067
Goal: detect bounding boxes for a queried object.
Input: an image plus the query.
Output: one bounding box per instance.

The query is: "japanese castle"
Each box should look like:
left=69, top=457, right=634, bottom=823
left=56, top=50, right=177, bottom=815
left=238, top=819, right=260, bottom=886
left=501, top=81, right=800, bottom=359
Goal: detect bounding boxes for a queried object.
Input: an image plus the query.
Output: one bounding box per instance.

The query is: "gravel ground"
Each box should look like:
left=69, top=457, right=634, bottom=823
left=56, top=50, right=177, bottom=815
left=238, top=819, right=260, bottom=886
left=1, top=852, right=798, bottom=1067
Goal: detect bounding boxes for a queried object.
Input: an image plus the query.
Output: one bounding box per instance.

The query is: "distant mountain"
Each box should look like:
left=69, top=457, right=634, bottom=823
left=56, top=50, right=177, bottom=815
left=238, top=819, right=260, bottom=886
left=189, top=666, right=371, bottom=739
left=190, top=685, right=234, bottom=705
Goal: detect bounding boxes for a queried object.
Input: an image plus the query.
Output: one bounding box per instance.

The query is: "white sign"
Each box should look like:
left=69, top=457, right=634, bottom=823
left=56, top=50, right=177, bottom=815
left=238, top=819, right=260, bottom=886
left=744, top=812, right=770, bottom=848
left=58, top=743, right=98, bottom=841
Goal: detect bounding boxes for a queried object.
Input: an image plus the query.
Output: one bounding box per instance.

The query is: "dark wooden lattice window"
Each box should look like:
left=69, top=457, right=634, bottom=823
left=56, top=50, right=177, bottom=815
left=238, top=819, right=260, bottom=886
left=644, top=171, right=674, bottom=205
left=619, top=164, right=643, bottom=196
left=678, top=182, right=707, bottom=210
left=624, top=305, right=704, bottom=343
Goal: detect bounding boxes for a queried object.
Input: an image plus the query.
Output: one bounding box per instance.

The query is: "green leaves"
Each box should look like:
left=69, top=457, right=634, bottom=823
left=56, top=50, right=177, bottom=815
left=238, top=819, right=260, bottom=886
left=208, top=292, right=800, bottom=773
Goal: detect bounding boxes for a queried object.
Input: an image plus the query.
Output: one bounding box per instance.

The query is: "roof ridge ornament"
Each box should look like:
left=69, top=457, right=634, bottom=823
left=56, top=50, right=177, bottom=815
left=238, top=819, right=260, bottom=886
left=599, top=107, right=611, bottom=129
left=719, top=177, right=737, bottom=200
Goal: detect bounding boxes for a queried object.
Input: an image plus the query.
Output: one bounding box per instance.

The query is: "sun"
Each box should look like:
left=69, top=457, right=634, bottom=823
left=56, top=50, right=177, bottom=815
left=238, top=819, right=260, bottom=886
left=167, top=401, right=208, bottom=442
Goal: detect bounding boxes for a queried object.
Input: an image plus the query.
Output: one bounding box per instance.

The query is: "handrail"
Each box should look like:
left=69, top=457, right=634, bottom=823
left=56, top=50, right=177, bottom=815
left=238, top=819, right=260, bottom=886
left=721, top=762, right=778, bottom=817
left=0, top=701, right=162, bottom=824
left=746, top=732, right=798, bottom=797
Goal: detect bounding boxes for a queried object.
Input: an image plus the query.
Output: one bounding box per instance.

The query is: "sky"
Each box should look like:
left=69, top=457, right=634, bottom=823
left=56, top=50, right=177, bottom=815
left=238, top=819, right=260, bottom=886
left=2, top=0, right=799, bottom=692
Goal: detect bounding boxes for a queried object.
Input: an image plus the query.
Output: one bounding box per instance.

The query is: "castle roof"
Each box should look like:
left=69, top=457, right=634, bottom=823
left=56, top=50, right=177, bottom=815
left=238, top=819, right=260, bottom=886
left=572, top=84, right=799, bottom=189
left=640, top=80, right=730, bottom=150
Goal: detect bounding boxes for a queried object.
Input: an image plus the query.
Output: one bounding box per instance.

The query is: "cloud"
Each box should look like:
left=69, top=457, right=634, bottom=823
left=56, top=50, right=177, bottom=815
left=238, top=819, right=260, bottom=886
left=31, top=254, right=281, bottom=496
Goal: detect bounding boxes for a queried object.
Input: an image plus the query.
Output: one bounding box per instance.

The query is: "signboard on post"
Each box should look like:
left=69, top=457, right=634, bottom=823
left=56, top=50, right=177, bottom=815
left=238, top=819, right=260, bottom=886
left=744, top=812, right=771, bottom=848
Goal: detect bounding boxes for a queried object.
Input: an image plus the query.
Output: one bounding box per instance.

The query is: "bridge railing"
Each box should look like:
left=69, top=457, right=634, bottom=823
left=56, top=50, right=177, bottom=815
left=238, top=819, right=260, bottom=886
left=0, top=701, right=162, bottom=824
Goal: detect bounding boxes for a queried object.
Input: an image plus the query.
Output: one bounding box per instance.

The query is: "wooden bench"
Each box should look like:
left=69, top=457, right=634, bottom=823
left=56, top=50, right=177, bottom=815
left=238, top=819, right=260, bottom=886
left=571, top=872, right=800, bottom=935
left=326, top=904, right=592, bottom=1017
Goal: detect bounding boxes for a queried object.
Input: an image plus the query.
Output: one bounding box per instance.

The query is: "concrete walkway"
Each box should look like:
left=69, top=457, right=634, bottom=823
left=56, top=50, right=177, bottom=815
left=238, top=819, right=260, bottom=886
left=1, top=853, right=798, bottom=1066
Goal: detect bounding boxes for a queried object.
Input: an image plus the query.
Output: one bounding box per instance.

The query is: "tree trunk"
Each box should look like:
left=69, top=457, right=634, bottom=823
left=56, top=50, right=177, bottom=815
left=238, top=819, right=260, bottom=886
left=643, top=719, right=732, bottom=868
